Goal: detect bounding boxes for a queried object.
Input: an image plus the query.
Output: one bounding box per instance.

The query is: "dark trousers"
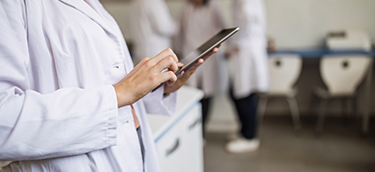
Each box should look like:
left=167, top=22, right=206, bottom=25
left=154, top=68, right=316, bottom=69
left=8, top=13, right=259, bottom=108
left=230, top=89, right=258, bottom=140
left=200, top=97, right=212, bottom=137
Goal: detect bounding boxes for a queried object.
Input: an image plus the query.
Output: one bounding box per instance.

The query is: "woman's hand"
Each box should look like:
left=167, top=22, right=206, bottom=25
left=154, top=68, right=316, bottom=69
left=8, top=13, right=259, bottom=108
left=113, top=48, right=179, bottom=108
left=164, top=45, right=221, bottom=94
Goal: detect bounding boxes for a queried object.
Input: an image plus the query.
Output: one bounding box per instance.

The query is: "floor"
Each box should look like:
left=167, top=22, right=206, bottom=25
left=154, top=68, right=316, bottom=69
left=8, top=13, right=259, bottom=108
left=203, top=116, right=375, bottom=172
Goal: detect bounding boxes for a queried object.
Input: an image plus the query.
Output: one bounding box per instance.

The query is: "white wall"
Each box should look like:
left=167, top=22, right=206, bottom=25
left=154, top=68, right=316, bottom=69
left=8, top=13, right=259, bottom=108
left=103, top=0, right=375, bottom=48
left=265, top=0, right=375, bottom=49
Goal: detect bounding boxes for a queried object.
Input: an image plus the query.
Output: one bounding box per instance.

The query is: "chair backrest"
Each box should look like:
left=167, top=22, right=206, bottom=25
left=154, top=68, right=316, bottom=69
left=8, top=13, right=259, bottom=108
left=268, top=54, right=302, bottom=95
left=320, top=55, right=371, bottom=96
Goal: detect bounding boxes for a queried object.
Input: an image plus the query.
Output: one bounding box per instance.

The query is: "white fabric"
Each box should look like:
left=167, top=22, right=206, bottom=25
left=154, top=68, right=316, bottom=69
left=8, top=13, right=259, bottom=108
left=128, top=0, right=177, bottom=64
left=0, top=0, right=177, bottom=171
left=228, top=0, right=269, bottom=99
left=177, top=1, right=227, bottom=97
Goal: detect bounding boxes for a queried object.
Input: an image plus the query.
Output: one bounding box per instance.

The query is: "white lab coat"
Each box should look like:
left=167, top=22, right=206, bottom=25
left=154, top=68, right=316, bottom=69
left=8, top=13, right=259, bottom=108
left=178, top=1, right=227, bottom=98
left=128, top=0, right=177, bottom=64
left=0, top=0, right=177, bottom=172
left=228, top=0, right=269, bottom=99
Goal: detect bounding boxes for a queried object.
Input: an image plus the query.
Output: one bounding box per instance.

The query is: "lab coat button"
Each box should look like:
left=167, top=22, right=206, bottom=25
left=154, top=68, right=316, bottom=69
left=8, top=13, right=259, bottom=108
left=123, top=118, right=130, bottom=124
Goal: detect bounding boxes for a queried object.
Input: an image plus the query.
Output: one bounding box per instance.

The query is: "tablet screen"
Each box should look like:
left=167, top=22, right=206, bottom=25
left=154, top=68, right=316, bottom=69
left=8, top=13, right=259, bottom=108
left=177, top=27, right=239, bottom=75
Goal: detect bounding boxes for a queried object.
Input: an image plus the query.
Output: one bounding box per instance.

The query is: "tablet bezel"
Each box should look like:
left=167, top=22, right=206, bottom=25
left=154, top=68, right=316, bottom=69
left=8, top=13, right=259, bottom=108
left=176, top=27, right=240, bottom=75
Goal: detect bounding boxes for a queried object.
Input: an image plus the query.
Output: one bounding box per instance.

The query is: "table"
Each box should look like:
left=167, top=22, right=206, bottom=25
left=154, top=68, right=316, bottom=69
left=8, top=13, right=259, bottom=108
left=269, top=49, right=375, bottom=58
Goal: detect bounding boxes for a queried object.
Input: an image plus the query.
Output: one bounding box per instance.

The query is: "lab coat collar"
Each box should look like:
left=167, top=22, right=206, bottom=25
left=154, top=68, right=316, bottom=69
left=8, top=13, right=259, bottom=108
left=58, top=0, right=116, bottom=36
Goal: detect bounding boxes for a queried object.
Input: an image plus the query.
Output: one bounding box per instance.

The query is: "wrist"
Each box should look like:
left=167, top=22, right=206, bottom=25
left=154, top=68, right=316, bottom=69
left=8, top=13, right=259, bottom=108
left=113, top=84, right=132, bottom=108
left=113, top=84, right=123, bottom=108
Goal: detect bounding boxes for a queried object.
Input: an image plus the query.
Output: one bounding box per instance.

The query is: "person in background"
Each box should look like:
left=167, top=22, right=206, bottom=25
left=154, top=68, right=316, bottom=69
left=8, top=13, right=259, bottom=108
left=128, top=0, right=177, bottom=64
left=225, top=0, right=269, bottom=153
left=0, top=0, right=218, bottom=171
left=177, top=0, right=227, bottom=139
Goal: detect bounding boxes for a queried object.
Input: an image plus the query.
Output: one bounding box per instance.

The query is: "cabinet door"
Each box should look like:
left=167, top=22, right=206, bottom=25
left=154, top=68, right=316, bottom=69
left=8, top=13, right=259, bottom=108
left=156, top=119, right=185, bottom=172
left=156, top=103, right=203, bottom=172
left=181, top=104, right=204, bottom=172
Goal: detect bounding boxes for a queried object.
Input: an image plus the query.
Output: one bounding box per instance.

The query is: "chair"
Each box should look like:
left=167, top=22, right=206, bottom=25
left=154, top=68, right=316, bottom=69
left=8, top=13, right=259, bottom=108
left=258, top=54, right=303, bottom=132
left=314, top=55, right=371, bottom=133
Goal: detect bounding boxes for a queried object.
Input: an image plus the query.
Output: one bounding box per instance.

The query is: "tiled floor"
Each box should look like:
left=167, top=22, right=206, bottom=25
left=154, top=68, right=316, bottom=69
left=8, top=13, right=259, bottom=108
left=204, top=116, right=375, bottom=172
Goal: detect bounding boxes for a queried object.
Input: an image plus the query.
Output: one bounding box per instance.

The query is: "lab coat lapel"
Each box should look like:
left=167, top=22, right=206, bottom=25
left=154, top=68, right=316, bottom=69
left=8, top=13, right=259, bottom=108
left=58, top=0, right=116, bottom=36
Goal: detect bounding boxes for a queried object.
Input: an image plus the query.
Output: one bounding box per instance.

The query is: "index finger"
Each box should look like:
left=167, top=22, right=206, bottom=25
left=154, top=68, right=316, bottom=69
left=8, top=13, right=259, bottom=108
left=152, top=48, right=179, bottom=64
left=201, top=47, right=219, bottom=61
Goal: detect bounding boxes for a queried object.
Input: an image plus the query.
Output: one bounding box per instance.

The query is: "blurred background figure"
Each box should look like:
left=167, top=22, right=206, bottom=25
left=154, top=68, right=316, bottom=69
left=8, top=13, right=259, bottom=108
left=177, top=0, right=227, bottom=139
left=225, top=0, right=269, bottom=153
left=128, top=0, right=177, bottom=64
left=100, top=0, right=375, bottom=171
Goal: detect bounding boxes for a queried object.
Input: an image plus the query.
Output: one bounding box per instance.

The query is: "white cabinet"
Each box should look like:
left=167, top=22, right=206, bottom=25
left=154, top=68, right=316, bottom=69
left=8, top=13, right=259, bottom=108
left=148, top=86, right=204, bottom=172
left=179, top=104, right=203, bottom=172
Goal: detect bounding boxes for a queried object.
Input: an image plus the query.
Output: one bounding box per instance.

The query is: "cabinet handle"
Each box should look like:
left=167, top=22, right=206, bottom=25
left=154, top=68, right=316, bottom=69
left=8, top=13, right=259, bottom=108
left=166, top=138, right=180, bottom=156
left=188, top=118, right=201, bottom=130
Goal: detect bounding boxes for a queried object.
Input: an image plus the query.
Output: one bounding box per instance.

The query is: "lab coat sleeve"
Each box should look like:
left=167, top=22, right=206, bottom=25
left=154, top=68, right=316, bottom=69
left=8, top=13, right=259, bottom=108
left=147, top=0, right=177, bottom=37
left=142, top=85, right=177, bottom=116
left=228, top=3, right=250, bottom=51
left=0, top=1, right=118, bottom=161
left=211, top=1, right=229, bottom=54
left=173, top=6, right=186, bottom=56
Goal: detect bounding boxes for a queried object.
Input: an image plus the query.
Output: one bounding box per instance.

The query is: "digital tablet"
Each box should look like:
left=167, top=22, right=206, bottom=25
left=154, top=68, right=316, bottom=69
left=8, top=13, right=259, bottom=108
left=152, top=27, right=239, bottom=92
left=177, top=27, right=239, bottom=75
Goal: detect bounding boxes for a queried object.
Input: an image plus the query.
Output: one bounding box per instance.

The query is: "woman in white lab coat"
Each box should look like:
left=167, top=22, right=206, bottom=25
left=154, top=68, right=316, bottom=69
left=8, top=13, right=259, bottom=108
left=225, top=0, right=269, bottom=153
left=177, top=0, right=227, bottom=136
left=0, top=0, right=218, bottom=171
left=128, top=0, right=177, bottom=64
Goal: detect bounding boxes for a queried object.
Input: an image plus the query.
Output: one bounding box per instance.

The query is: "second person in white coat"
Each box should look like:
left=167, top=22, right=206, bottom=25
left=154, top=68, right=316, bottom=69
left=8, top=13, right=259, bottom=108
left=225, top=0, right=269, bottom=153
left=177, top=0, right=227, bottom=137
left=128, top=0, right=177, bottom=64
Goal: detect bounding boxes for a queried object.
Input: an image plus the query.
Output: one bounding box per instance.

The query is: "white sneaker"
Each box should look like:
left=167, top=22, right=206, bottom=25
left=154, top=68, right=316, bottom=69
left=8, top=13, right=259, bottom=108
left=226, top=137, right=260, bottom=154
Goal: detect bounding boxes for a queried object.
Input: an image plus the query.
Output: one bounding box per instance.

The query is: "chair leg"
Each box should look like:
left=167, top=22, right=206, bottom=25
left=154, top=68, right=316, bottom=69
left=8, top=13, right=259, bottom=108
left=316, top=99, right=329, bottom=133
left=286, top=97, right=302, bottom=131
